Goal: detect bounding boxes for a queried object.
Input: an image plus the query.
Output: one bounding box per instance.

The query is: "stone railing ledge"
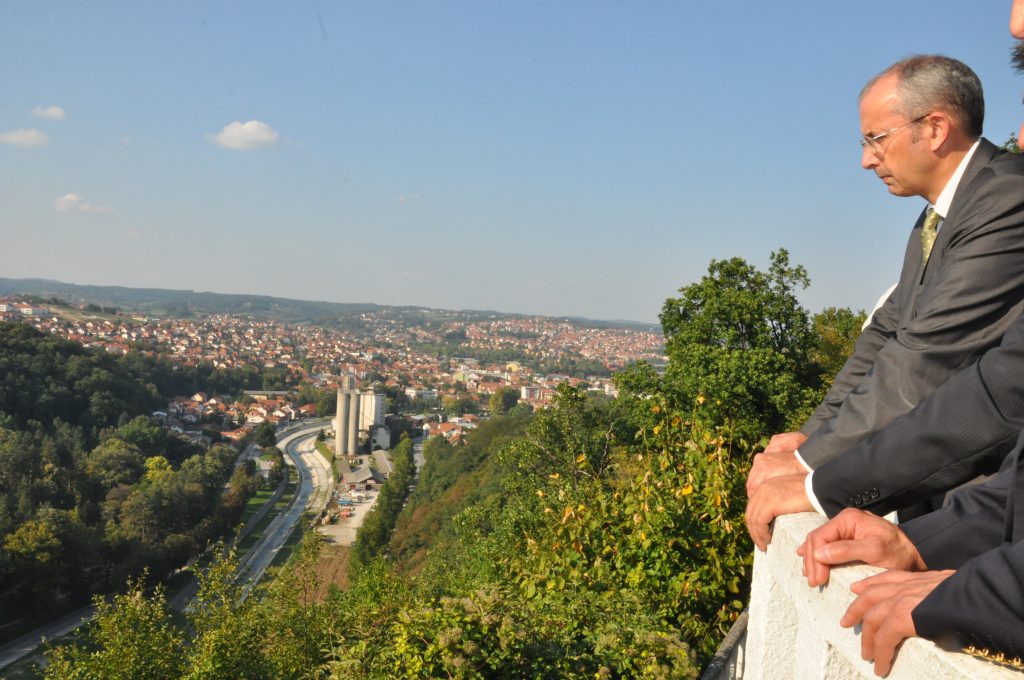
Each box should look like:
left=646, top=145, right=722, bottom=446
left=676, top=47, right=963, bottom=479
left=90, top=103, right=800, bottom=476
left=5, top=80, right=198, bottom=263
left=739, top=512, right=1012, bottom=680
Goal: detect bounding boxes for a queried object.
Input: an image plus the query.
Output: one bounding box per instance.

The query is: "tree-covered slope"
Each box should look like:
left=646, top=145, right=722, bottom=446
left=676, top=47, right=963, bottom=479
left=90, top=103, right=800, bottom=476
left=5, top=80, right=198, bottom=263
left=0, top=323, right=262, bottom=625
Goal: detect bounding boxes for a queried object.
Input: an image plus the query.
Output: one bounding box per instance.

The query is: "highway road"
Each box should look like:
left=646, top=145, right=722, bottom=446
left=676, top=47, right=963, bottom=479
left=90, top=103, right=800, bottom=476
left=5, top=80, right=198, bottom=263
left=236, top=421, right=333, bottom=595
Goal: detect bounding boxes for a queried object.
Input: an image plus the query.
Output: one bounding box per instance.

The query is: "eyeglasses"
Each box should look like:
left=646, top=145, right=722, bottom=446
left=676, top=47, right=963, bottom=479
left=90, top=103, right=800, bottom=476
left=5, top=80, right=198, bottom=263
left=859, top=114, right=930, bottom=154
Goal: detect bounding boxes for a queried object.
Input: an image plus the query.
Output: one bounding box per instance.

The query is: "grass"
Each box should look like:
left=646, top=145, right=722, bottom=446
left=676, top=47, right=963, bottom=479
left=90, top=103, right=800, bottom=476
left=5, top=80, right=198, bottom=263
left=279, top=469, right=297, bottom=506
left=235, top=470, right=297, bottom=553
left=314, top=440, right=334, bottom=467
left=268, top=519, right=307, bottom=570
left=236, top=511, right=277, bottom=553
left=240, top=486, right=276, bottom=523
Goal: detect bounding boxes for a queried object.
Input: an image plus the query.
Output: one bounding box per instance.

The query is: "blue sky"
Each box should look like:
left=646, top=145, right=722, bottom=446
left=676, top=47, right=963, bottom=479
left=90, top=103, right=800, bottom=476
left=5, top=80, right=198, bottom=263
left=1, top=2, right=1021, bottom=323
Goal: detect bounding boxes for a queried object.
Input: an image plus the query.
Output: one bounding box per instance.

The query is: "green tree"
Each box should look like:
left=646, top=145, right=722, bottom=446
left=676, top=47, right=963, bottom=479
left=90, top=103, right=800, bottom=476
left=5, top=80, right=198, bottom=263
left=810, top=306, right=867, bottom=385
left=442, top=394, right=478, bottom=417
left=45, top=578, right=184, bottom=680
left=86, top=438, right=146, bottom=490
left=144, top=455, right=173, bottom=484
left=316, top=391, right=337, bottom=418
left=656, top=249, right=822, bottom=438
left=488, top=386, right=520, bottom=415
left=183, top=549, right=271, bottom=678
left=4, top=507, right=95, bottom=609
left=350, top=439, right=416, bottom=573
left=253, top=420, right=277, bottom=448
left=104, top=416, right=170, bottom=457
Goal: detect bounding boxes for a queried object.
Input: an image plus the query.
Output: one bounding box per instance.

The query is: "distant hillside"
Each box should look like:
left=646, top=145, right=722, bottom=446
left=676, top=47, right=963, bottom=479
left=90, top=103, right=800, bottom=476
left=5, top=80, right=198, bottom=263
left=0, top=277, right=659, bottom=331
left=0, top=277, right=385, bottom=323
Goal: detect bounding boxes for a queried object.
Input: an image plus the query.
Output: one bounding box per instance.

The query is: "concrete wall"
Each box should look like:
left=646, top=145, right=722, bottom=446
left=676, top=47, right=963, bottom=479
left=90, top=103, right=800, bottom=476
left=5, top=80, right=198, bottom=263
left=707, top=513, right=1012, bottom=680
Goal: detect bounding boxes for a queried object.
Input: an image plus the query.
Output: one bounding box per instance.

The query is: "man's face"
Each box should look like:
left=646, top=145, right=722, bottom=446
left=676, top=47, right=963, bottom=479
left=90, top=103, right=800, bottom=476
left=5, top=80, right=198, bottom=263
left=859, top=74, right=932, bottom=199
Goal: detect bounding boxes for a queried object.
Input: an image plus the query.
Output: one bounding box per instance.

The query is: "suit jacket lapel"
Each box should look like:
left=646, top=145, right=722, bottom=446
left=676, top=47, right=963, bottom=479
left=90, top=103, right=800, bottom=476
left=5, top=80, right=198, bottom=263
left=924, top=138, right=999, bottom=276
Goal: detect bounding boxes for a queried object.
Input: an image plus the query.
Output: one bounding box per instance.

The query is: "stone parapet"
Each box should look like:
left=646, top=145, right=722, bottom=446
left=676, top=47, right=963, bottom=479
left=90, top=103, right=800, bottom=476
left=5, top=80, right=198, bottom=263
left=711, top=512, right=1012, bottom=680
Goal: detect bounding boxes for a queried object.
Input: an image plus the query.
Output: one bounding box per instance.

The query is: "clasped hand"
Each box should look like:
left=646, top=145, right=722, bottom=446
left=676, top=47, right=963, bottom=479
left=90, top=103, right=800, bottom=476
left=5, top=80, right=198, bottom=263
left=746, top=432, right=808, bottom=497
left=744, top=473, right=812, bottom=551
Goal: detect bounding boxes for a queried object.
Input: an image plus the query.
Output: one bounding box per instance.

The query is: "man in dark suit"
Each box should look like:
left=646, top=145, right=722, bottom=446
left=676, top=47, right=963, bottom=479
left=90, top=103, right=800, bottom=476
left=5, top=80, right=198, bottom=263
left=746, top=54, right=1024, bottom=550
left=747, top=56, right=1024, bottom=493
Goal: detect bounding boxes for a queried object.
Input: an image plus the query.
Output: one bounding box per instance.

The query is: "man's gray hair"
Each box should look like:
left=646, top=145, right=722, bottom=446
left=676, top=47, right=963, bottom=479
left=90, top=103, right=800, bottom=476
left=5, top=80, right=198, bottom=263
left=861, top=55, right=984, bottom=139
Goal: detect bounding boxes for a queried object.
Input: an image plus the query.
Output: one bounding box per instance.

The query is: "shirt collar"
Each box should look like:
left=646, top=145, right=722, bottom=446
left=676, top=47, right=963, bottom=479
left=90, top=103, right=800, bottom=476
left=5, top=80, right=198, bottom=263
left=932, top=139, right=981, bottom=218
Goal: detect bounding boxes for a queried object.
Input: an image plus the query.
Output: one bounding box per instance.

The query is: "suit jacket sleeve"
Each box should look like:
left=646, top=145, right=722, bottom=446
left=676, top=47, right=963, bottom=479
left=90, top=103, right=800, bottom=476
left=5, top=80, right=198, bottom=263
left=901, top=432, right=1024, bottom=659
left=799, top=153, right=1024, bottom=469
left=810, top=318, right=1024, bottom=517
left=897, top=455, right=1016, bottom=569
left=800, top=291, right=899, bottom=438
left=912, top=540, right=1024, bottom=659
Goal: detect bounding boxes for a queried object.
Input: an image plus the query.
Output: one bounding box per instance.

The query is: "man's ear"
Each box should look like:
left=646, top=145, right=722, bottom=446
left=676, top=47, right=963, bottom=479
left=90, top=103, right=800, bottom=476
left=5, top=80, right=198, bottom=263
left=924, top=111, right=953, bottom=152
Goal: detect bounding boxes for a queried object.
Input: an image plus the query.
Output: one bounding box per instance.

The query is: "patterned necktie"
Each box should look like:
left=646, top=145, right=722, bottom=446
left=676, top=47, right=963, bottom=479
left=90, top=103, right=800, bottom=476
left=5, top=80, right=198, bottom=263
left=921, top=208, right=942, bottom=264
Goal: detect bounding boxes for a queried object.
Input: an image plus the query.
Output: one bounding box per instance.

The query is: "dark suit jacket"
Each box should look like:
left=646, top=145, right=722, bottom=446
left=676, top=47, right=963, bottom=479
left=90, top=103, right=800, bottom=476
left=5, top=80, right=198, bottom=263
left=810, top=314, right=1024, bottom=517
left=799, top=139, right=1024, bottom=469
left=903, top=431, right=1024, bottom=657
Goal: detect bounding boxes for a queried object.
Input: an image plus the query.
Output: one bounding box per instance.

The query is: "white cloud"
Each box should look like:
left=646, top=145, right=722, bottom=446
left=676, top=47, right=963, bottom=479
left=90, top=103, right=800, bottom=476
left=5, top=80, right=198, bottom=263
left=55, top=193, right=114, bottom=214
left=208, top=120, right=279, bottom=150
left=0, top=128, right=49, bottom=147
left=54, top=193, right=80, bottom=211
left=32, top=105, right=65, bottom=120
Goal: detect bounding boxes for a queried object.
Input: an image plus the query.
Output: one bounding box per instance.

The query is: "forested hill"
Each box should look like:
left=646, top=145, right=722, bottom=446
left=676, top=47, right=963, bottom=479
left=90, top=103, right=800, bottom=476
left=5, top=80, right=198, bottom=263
left=0, top=322, right=265, bottom=436
left=0, top=322, right=159, bottom=434
left=0, top=277, right=657, bottom=330
left=0, top=322, right=263, bottom=627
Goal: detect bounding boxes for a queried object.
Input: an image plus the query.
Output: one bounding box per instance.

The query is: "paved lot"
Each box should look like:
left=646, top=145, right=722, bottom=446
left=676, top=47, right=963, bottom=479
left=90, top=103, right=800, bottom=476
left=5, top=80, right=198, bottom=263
left=318, top=489, right=379, bottom=545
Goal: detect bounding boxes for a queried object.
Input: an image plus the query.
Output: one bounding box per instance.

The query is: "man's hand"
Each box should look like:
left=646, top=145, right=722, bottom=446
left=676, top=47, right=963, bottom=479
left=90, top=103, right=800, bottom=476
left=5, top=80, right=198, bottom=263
left=763, top=430, right=808, bottom=455
left=841, top=569, right=954, bottom=677
left=796, top=508, right=927, bottom=588
left=746, top=450, right=807, bottom=496
left=744, top=473, right=812, bottom=552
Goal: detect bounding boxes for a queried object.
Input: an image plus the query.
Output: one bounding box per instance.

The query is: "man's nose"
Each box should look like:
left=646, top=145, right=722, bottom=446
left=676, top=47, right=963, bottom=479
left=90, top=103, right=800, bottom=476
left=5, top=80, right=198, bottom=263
left=861, top=144, right=880, bottom=170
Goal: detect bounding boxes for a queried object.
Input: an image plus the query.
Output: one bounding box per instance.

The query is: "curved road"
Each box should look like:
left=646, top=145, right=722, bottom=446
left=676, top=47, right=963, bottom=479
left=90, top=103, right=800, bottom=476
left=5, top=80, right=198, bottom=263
left=237, top=423, right=333, bottom=594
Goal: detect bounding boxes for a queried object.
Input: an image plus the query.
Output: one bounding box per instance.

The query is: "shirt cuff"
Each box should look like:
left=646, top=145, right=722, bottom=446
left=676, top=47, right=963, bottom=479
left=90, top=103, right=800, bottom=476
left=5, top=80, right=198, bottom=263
left=803, top=470, right=826, bottom=516
left=793, top=448, right=813, bottom=473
